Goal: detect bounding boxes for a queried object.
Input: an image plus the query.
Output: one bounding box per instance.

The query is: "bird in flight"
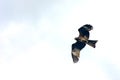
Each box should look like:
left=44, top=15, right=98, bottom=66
left=71, top=24, right=98, bottom=63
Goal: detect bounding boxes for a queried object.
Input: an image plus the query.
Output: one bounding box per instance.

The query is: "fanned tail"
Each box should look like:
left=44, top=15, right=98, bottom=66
left=87, top=40, right=98, bottom=48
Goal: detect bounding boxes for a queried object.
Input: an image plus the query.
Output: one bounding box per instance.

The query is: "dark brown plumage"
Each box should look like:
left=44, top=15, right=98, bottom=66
left=71, top=24, right=98, bottom=63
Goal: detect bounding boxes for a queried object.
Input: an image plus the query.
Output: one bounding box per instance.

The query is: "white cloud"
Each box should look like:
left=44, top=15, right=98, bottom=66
left=0, top=0, right=120, bottom=80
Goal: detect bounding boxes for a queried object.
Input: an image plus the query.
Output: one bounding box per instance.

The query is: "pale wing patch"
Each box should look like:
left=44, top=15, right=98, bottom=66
left=72, top=48, right=80, bottom=58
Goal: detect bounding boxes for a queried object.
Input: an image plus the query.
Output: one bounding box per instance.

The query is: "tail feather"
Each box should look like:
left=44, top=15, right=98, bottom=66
left=87, top=40, right=98, bottom=48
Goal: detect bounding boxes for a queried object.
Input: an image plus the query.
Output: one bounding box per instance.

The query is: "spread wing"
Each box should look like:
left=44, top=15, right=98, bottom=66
left=71, top=41, right=86, bottom=63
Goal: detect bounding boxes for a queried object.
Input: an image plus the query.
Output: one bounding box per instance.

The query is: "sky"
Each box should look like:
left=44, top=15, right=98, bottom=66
left=0, top=0, right=120, bottom=80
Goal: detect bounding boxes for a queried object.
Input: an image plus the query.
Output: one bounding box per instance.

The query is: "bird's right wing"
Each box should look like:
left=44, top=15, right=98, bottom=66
left=71, top=47, right=80, bottom=63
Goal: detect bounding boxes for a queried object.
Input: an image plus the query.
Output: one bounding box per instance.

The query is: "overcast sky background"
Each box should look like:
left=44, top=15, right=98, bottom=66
left=0, top=0, right=120, bottom=80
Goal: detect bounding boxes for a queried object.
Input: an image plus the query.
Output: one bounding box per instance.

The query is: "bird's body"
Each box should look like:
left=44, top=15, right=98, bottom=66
left=71, top=24, right=98, bottom=63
